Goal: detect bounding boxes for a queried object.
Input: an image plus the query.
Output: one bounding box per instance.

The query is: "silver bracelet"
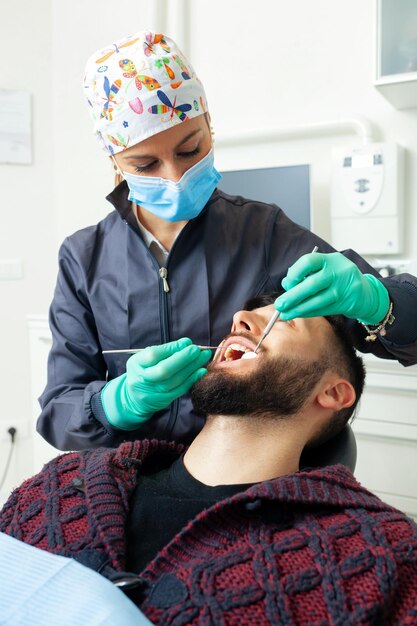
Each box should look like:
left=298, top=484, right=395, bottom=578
left=359, top=301, right=395, bottom=342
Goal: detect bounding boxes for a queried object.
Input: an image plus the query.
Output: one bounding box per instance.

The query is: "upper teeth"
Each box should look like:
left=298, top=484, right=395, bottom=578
left=227, top=343, right=251, bottom=352
left=224, top=343, right=253, bottom=361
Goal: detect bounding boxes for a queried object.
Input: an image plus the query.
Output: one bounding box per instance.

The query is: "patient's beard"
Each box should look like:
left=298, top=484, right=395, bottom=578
left=190, top=355, right=328, bottom=419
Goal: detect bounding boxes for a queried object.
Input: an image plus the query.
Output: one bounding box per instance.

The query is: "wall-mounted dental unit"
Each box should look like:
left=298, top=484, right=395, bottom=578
left=331, top=143, right=404, bottom=255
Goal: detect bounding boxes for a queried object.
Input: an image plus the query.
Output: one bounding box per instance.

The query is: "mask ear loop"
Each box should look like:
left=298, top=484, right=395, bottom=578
left=111, top=154, right=139, bottom=216
left=111, top=154, right=125, bottom=187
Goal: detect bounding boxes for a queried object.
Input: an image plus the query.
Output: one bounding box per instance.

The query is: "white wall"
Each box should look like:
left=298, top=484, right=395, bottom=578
left=199, top=0, right=417, bottom=251
left=0, top=0, right=416, bottom=499
left=0, top=0, right=56, bottom=496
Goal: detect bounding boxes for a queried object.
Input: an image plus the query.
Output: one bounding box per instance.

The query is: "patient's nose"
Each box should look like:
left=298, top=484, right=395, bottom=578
left=231, top=310, right=262, bottom=334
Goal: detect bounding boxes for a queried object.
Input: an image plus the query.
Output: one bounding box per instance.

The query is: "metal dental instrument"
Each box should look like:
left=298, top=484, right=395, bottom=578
left=252, top=310, right=281, bottom=355
left=252, top=245, right=319, bottom=354
left=102, top=346, right=227, bottom=355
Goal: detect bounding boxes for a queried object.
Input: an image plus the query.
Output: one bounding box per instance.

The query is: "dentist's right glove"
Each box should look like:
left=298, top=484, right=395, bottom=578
left=101, top=338, right=211, bottom=430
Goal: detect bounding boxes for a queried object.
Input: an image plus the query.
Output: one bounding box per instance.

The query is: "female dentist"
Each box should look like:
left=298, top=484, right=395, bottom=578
left=38, top=30, right=417, bottom=451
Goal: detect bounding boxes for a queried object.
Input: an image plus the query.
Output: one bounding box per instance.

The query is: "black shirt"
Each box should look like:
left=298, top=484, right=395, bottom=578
left=126, top=455, right=255, bottom=573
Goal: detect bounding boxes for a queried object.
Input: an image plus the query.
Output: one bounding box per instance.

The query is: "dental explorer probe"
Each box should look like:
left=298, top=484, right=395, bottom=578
left=252, top=245, right=319, bottom=355
left=102, top=346, right=227, bottom=355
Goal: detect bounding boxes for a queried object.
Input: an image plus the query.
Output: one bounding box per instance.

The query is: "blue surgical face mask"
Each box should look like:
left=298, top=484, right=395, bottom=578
left=123, top=149, right=222, bottom=223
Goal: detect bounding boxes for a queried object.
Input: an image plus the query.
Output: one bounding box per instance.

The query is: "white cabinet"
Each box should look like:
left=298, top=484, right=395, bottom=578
left=374, top=0, right=417, bottom=108
left=352, top=352, right=417, bottom=520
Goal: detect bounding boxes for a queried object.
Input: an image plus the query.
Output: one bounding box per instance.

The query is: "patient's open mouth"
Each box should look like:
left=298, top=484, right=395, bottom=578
left=222, top=342, right=257, bottom=362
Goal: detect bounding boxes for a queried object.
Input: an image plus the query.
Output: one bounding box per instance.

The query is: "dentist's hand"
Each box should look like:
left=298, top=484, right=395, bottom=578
left=274, top=251, right=389, bottom=325
left=101, top=338, right=211, bottom=430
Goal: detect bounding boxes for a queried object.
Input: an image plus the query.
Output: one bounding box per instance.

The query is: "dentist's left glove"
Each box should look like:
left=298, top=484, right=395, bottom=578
left=275, top=251, right=390, bottom=325
left=101, top=338, right=211, bottom=430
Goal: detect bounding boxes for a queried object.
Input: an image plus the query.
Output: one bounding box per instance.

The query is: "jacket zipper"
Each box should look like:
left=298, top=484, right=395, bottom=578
left=125, top=220, right=178, bottom=436
left=159, top=267, right=170, bottom=292
left=157, top=265, right=180, bottom=439
left=157, top=224, right=199, bottom=438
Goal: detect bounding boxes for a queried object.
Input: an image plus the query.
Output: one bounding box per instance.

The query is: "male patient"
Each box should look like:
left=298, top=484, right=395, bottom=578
left=1, top=294, right=417, bottom=625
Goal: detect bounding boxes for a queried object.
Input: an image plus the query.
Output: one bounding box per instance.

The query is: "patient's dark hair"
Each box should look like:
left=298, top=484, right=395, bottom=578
left=243, top=292, right=366, bottom=447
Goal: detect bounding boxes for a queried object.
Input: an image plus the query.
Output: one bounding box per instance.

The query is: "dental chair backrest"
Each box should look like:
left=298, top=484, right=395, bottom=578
left=299, top=424, right=357, bottom=472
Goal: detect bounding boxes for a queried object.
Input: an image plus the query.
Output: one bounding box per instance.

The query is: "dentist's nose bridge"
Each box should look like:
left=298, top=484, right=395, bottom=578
left=162, top=160, right=185, bottom=182
left=231, top=309, right=264, bottom=334
left=163, top=147, right=197, bottom=180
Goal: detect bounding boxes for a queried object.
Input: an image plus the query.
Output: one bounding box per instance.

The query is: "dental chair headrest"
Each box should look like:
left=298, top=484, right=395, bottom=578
left=300, top=424, right=357, bottom=473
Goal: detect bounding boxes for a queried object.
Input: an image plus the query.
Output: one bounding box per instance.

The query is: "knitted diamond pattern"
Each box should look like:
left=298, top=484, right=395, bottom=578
left=139, top=488, right=417, bottom=625
left=1, top=440, right=417, bottom=625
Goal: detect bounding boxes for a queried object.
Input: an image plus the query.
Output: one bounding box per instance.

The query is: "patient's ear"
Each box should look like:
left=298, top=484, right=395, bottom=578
left=316, top=377, right=356, bottom=411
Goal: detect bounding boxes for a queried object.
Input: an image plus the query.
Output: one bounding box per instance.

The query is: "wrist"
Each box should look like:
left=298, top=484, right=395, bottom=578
left=358, top=301, right=395, bottom=343
left=101, top=376, right=151, bottom=430
left=356, top=275, right=390, bottom=325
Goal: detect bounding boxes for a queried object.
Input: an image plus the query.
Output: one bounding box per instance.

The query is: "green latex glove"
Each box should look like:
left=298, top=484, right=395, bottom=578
left=275, top=251, right=390, bottom=324
left=101, top=338, right=211, bottom=430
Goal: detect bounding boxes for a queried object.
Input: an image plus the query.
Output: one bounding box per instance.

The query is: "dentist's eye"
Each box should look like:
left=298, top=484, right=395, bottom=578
left=178, top=148, right=200, bottom=159
left=134, top=162, right=157, bottom=173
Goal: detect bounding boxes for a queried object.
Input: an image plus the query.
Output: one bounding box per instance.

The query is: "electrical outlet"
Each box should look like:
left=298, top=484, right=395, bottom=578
left=0, top=419, right=31, bottom=442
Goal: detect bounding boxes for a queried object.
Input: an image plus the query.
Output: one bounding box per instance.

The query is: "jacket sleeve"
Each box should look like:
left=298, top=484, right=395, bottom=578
left=37, top=239, right=126, bottom=451
left=267, top=209, right=417, bottom=366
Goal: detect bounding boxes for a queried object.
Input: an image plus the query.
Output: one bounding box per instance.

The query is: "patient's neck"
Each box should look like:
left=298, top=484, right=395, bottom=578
left=183, top=413, right=307, bottom=487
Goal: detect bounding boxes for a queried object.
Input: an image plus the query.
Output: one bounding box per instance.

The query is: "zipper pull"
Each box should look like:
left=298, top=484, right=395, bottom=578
left=159, top=267, right=170, bottom=293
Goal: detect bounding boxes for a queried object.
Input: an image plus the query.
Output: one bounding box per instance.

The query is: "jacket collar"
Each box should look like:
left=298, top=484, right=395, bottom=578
left=86, top=439, right=391, bottom=518
left=234, top=463, right=391, bottom=512
left=106, top=180, right=136, bottom=226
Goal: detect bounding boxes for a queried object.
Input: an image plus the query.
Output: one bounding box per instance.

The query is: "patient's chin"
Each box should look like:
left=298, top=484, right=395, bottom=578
left=191, top=355, right=327, bottom=419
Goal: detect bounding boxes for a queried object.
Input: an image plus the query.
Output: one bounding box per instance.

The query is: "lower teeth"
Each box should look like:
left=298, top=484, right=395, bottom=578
left=241, top=352, right=257, bottom=360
